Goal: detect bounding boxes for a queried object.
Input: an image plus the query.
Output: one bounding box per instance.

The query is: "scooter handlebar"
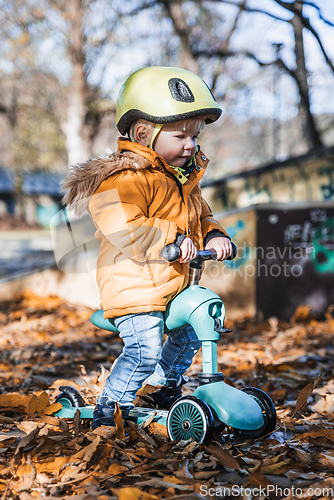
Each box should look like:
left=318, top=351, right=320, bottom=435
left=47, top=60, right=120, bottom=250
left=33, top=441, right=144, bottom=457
left=161, top=241, right=237, bottom=263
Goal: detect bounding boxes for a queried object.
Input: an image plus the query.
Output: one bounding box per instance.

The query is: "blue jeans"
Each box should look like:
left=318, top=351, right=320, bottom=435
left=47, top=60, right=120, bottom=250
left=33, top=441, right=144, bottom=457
left=101, top=311, right=201, bottom=406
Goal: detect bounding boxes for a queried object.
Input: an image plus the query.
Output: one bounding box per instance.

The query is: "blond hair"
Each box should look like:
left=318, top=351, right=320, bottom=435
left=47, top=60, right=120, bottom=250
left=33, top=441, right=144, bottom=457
left=165, top=118, right=206, bottom=133
left=129, top=117, right=205, bottom=147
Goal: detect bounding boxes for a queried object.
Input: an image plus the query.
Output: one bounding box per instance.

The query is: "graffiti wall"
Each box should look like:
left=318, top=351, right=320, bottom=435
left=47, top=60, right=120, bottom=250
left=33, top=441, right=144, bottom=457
left=256, top=204, right=334, bottom=320
left=201, top=202, right=334, bottom=321
left=200, top=208, right=257, bottom=320
left=202, top=147, right=334, bottom=213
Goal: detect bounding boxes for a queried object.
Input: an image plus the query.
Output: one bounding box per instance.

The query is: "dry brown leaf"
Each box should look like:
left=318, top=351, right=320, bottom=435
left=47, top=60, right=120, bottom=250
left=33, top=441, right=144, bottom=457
left=73, top=408, right=81, bottom=436
left=114, top=403, right=125, bottom=440
left=259, top=458, right=291, bottom=474
left=36, top=456, right=72, bottom=475
left=291, top=305, right=312, bottom=323
left=205, top=445, right=240, bottom=470
left=43, top=402, right=63, bottom=416
left=0, top=415, right=14, bottom=423
left=80, top=365, right=99, bottom=394
left=60, top=465, right=85, bottom=483
left=15, top=427, right=39, bottom=455
left=107, top=463, right=128, bottom=475
left=16, top=421, right=39, bottom=434
left=175, top=458, right=193, bottom=479
left=16, top=456, right=70, bottom=477
left=139, top=411, right=157, bottom=430
left=292, top=382, right=315, bottom=417
left=12, top=475, right=35, bottom=494
left=73, top=436, right=101, bottom=461
left=83, top=435, right=101, bottom=462
left=111, top=487, right=159, bottom=499
left=127, top=420, right=157, bottom=448
left=193, top=470, right=219, bottom=479
left=133, top=384, right=157, bottom=406
left=319, top=450, right=334, bottom=469
left=248, top=472, right=273, bottom=488
left=294, top=447, right=312, bottom=463
left=262, top=451, right=288, bottom=466
left=35, top=415, right=60, bottom=426
left=161, top=475, right=184, bottom=484
left=0, top=394, right=38, bottom=415
left=97, top=365, right=112, bottom=397
left=146, top=422, right=168, bottom=438
left=92, top=425, right=117, bottom=439
left=4, top=292, right=334, bottom=499
left=59, top=418, right=70, bottom=434
left=135, top=478, right=193, bottom=491
left=36, top=391, right=49, bottom=414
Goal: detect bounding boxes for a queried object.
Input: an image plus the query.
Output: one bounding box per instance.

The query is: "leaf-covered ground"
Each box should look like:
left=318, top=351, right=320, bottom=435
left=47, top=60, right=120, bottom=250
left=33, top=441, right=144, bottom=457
left=0, top=291, right=334, bottom=499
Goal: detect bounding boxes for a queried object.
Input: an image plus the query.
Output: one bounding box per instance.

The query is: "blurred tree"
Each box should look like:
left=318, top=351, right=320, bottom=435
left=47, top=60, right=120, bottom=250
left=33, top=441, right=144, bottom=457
left=0, top=0, right=67, bottom=170
left=157, top=0, right=333, bottom=151
left=0, top=0, right=117, bottom=167
left=0, top=0, right=332, bottom=172
left=64, top=0, right=89, bottom=164
left=260, top=0, right=328, bottom=150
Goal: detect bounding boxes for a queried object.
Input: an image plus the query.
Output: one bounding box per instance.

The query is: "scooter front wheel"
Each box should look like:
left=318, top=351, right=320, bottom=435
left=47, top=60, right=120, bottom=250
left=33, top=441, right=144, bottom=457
left=233, top=387, right=276, bottom=439
left=55, top=386, right=86, bottom=408
left=167, top=396, right=214, bottom=444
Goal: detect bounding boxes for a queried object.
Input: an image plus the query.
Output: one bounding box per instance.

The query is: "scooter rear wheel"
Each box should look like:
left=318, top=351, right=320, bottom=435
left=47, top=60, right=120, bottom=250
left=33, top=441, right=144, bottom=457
left=56, top=386, right=85, bottom=408
left=233, top=387, right=276, bottom=439
left=167, top=396, right=214, bottom=444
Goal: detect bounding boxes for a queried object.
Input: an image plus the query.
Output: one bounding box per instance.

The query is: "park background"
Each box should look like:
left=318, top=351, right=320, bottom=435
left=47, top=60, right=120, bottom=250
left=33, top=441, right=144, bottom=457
left=0, top=0, right=333, bottom=320
left=0, top=2, right=334, bottom=499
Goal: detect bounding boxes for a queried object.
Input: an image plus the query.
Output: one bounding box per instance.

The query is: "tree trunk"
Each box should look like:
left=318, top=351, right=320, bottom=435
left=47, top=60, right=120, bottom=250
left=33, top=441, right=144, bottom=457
left=65, top=0, right=90, bottom=165
left=162, top=0, right=199, bottom=74
left=291, top=0, right=323, bottom=149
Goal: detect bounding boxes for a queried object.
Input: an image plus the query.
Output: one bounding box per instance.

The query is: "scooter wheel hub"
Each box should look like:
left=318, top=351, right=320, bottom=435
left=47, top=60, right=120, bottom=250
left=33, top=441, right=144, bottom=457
left=182, top=420, right=191, bottom=431
left=167, top=396, right=214, bottom=444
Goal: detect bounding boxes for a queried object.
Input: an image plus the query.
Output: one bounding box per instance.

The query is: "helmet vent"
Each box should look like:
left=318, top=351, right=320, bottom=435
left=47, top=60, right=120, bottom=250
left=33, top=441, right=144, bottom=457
left=168, top=78, right=195, bottom=103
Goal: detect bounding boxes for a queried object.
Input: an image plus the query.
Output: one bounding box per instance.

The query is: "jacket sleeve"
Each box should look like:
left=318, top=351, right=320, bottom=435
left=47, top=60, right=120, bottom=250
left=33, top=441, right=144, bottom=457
left=88, top=172, right=181, bottom=263
left=200, top=198, right=230, bottom=240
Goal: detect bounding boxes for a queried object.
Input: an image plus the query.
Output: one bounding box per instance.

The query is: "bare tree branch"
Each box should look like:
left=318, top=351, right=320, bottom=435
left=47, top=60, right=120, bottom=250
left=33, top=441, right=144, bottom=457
left=206, top=0, right=334, bottom=28
left=211, top=1, right=244, bottom=92
left=289, top=1, right=323, bottom=148
left=159, top=0, right=199, bottom=73
left=201, top=0, right=295, bottom=23
left=220, top=0, right=246, bottom=53
left=116, top=1, right=158, bottom=17
left=203, top=0, right=334, bottom=74
left=274, top=0, right=334, bottom=73
left=302, top=1, right=334, bottom=27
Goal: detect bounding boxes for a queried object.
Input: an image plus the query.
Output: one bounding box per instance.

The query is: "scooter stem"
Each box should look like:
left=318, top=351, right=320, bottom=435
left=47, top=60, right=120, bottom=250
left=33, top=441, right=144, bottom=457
left=188, top=267, right=201, bottom=286
left=202, top=340, right=218, bottom=373
left=188, top=251, right=207, bottom=286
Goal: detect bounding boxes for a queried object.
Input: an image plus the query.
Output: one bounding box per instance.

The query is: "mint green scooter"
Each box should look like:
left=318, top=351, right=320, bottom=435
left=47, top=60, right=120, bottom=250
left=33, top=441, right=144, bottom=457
left=56, top=243, right=276, bottom=444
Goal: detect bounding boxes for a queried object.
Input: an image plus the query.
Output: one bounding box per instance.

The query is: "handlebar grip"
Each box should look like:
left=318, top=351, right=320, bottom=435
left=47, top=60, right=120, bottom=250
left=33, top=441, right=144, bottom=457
left=161, top=241, right=237, bottom=262
left=161, top=243, right=180, bottom=262
left=227, top=241, right=238, bottom=260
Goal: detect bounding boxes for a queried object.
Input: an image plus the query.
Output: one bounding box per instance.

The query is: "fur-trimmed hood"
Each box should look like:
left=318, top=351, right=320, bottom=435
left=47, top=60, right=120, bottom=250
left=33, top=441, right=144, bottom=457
left=62, top=143, right=152, bottom=216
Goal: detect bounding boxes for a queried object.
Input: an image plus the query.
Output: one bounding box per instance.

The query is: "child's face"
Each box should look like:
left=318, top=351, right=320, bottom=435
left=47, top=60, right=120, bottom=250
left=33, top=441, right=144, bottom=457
left=154, top=121, right=202, bottom=167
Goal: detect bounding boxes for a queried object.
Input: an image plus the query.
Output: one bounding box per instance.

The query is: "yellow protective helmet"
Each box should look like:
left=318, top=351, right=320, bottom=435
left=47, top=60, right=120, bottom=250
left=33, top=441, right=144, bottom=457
left=116, top=66, right=222, bottom=135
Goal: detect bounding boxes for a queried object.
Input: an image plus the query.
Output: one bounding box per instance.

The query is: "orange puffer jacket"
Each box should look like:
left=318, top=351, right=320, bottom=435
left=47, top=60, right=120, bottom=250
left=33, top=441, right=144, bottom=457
left=63, top=138, right=229, bottom=318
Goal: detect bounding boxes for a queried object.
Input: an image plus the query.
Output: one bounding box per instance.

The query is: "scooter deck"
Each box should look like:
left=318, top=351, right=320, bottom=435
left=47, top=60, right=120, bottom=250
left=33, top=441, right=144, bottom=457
left=56, top=405, right=168, bottom=426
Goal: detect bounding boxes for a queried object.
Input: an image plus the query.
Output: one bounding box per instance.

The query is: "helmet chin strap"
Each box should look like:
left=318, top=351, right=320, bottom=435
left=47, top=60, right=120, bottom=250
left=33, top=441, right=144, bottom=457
left=150, top=124, right=163, bottom=150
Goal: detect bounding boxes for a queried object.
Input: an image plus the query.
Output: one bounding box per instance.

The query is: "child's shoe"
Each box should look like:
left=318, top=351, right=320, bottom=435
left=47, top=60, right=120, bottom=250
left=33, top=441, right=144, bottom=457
left=150, top=376, right=188, bottom=410
left=92, top=397, right=131, bottom=429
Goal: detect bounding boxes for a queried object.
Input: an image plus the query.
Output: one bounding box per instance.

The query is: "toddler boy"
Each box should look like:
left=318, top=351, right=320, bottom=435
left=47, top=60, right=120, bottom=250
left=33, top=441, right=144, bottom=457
left=62, top=66, right=232, bottom=428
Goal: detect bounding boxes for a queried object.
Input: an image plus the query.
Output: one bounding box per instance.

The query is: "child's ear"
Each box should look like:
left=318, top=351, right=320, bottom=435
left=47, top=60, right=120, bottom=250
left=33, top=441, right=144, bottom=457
left=134, top=124, right=151, bottom=147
